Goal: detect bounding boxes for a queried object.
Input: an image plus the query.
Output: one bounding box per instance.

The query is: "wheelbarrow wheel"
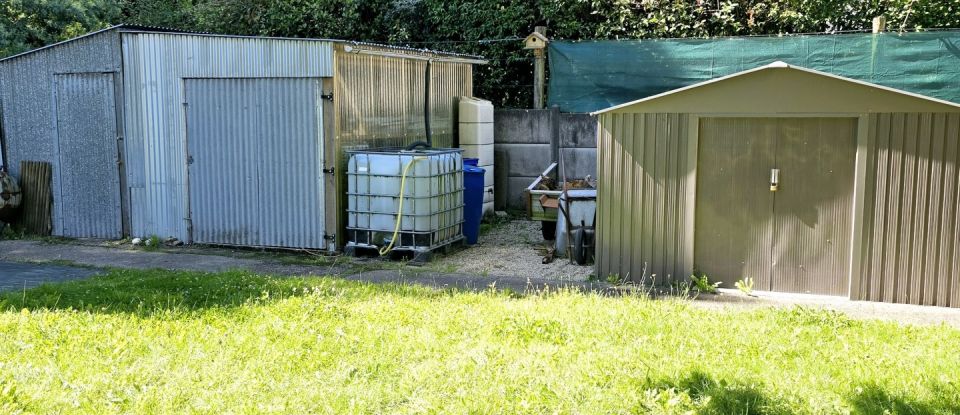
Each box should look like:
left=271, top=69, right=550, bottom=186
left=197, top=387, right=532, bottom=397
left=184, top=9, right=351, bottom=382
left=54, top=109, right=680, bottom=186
left=541, top=221, right=556, bottom=240
left=572, top=227, right=588, bottom=265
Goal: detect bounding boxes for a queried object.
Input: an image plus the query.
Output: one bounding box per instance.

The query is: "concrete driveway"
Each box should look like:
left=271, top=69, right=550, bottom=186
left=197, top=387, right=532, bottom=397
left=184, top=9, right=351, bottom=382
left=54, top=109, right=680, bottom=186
left=0, top=261, right=101, bottom=292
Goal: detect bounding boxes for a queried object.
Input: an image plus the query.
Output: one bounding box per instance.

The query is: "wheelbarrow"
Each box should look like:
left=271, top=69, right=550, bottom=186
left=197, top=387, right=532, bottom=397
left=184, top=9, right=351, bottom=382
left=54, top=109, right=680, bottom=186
left=556, top=188, right=597, bottom=265
left=525, top=162, right=561, bottom=240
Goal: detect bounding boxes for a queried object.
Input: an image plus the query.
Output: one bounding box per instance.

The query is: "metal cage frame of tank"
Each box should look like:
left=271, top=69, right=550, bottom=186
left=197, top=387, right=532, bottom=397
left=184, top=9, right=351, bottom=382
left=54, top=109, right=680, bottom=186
left=344, top=147, right=464, bottom=258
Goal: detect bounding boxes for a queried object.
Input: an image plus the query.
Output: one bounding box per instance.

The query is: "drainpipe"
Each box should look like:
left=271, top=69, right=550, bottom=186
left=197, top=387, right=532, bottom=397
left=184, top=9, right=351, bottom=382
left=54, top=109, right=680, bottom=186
left=406, top=59, right=433, bottom=150
left=424, top=59, right=432, bottom=147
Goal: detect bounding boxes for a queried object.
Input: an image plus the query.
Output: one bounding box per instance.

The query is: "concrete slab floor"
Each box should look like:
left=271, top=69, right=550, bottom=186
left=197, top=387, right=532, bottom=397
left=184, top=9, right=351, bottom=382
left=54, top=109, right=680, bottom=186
left=690, top=288, right=960, bottom=329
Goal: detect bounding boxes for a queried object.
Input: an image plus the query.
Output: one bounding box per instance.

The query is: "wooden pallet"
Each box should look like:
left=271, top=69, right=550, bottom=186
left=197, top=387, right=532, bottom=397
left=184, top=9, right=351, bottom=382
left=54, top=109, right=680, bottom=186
left=18, top=161, right=53, bottom=235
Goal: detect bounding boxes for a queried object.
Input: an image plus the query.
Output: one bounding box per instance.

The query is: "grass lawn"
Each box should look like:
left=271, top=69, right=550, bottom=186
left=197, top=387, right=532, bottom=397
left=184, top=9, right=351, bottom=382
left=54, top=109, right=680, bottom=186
left=1, top=270, right=958, bottom=414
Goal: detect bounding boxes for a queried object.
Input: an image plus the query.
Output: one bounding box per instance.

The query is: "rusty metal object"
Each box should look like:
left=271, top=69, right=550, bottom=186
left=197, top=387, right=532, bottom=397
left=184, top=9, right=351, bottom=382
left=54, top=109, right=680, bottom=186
left=0, top=169, right=22, bottom=222
left=542, top=247, right=555, bottom=264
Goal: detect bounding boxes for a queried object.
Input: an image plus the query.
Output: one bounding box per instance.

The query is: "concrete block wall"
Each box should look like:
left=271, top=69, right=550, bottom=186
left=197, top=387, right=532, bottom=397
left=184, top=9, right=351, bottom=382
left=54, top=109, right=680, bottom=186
left=494, top=108, right=597, bottom=210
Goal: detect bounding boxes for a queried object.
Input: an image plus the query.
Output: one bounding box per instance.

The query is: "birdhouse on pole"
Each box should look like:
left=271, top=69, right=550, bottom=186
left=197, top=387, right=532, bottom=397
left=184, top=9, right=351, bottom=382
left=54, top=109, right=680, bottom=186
left=524, top=32, right=549, bottom=50
left=525, top=27, right=549, bottom=108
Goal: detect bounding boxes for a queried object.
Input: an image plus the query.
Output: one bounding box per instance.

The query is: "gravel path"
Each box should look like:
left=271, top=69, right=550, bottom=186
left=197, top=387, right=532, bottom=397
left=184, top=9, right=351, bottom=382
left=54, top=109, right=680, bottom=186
left=434, top=220, right=594, bottom=281
left=0, top=239, right=605, bottom=294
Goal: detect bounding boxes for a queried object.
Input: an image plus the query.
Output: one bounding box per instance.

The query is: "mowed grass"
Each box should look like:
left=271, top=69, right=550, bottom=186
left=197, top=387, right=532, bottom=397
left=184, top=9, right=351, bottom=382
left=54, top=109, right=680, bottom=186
left=1, top=270, right=959, bottom=414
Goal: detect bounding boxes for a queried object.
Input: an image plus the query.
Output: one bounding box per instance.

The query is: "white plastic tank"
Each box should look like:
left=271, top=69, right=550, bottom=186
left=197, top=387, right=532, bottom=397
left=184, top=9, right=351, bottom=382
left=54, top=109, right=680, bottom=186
left=346, top=148, right=464, bottom=253
left=459, top=97, right=494, bottom=214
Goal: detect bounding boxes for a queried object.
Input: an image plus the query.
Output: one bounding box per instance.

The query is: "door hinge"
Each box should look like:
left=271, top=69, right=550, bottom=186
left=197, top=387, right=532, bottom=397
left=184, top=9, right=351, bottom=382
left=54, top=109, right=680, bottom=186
left=116, top=136, right=124, bottom=165
left=323, top=167, right=335, bottom=174
left=321, top=92, right=334, bottom=102
left=187, top=155, right=195, bottom=165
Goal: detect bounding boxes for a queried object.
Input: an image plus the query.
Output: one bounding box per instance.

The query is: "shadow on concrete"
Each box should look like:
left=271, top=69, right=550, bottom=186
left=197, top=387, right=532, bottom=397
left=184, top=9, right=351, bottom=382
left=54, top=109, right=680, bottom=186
left=0, top=261, right=100, bottom=292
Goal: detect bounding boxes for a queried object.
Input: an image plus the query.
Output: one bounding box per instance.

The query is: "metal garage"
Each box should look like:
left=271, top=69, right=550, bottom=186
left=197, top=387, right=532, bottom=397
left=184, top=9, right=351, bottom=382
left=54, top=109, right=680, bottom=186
left=0, top=25, right=482, bottom=250
left=593, top=61, right=960, bottom=307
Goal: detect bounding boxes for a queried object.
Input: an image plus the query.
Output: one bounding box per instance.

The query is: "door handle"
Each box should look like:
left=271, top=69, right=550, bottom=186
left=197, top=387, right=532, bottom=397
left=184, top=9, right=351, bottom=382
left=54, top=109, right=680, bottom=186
left=770, top=168, right=780, bottom=192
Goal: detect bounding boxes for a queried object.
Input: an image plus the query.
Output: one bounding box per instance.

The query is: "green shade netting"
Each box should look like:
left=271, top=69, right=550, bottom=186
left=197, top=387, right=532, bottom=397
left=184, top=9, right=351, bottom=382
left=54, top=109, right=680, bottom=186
left=548, top=31, right=960, bottom=113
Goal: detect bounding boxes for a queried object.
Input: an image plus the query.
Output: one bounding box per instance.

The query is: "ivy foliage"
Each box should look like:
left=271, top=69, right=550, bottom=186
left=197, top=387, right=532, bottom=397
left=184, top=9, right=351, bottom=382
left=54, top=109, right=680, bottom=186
left=2, top=0, right=959, bottom=107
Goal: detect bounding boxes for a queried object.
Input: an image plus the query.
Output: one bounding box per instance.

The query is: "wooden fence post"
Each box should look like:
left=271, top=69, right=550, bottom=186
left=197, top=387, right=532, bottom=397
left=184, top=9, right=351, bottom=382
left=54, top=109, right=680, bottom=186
left=524, top=27, right=549, bottom=109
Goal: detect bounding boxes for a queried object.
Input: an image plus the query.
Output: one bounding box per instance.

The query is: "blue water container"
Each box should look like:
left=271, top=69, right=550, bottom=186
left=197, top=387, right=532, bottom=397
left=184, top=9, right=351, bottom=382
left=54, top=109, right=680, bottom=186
left=463, top=165, right=485, bottom=245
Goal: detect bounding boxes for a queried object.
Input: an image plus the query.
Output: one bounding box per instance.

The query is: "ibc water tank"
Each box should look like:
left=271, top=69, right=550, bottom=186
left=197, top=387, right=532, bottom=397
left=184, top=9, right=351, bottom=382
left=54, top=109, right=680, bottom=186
left=346, top=148, right=464, bottom=257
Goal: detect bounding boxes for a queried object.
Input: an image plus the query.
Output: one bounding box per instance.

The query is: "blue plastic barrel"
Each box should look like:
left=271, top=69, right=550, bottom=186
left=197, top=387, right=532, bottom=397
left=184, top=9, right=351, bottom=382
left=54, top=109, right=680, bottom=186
left=462, top=165, right=485, bottom=245
left=463, top=158, right=479, bottom=167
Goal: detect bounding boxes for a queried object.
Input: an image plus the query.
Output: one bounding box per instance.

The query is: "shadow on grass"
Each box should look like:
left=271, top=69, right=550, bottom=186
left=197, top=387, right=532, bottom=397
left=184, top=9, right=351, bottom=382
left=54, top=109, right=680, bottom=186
left=655, top=372, right=960, bottom=415
left=0, top=269, right=461, bottom=315
left=846, top=382, right=960, bottom=415
left=663, top=371, right=789, bottom=415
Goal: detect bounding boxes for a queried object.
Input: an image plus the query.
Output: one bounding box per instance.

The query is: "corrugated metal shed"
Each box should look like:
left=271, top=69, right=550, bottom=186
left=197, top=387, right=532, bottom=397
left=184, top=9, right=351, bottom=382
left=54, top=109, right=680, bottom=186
left=593, top=62, right=960, bottom=307
left=595, top=112, right=693, bottom=286
left=0, top=25, right=482, bottom=249
left=0, top=28, right=122, bottom=237
left=856, top=113, right=960, bottom=307
left=120, top=31, right=336, bottom=241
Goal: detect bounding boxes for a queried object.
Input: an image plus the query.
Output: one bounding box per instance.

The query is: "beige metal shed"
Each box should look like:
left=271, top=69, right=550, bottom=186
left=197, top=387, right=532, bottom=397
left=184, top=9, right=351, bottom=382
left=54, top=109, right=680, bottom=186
left=592, top=61, right=960, bottom=307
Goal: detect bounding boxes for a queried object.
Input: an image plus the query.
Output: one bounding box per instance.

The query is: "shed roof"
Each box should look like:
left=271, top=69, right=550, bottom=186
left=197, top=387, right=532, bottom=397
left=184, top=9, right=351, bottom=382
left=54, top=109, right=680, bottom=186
left=592, top=61, right=960, bottom=115
left=0, top=24, right=486, bottom=64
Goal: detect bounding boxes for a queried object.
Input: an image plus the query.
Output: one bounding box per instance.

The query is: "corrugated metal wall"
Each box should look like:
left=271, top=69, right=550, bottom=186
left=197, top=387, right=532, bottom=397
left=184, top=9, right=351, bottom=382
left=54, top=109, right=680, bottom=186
left=333, top=46, right=473, bottom=245
left=121, top=32, right=335, bottom=242
left=595, top=113, right=694, bottom=284
left=54, top=73, right=122, bottom=238
left=0, top=29, right=122, bottom=236
left=856, top=113, right=960, bottom=307
left=185, top=78, right=326, bottom=248
left=0, top=89, right=6, bottom=167
left=335, top=47, right=472, bottom=150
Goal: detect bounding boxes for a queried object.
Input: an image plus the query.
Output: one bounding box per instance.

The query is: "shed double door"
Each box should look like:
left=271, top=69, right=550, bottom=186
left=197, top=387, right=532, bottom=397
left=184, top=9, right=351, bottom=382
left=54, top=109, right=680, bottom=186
left=695, top=117, right=857, bottom=295
left=185, top=78, right=326, bottom=249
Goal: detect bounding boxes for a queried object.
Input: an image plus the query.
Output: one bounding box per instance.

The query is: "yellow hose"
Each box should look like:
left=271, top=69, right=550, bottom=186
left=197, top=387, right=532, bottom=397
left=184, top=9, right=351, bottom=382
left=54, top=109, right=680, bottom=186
left=379, top=156, right=426, bottom=256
